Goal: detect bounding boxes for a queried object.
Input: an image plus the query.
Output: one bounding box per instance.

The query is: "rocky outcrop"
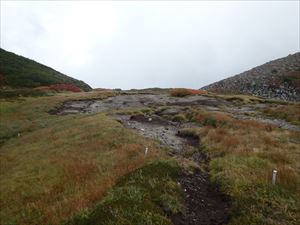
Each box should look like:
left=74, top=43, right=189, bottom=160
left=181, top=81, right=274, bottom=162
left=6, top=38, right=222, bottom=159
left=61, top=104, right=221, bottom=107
left=202, top=52, right=300, bottom=101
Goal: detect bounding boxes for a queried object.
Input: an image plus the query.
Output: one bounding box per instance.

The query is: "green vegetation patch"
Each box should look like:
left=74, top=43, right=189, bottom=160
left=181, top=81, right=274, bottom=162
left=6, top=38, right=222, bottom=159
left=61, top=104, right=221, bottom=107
left=172, top=114, right=186, bottom=122
left=210, top=155, right=300, bottom=225
left=0, top=88, right=53, bottom=99
left=177, top=128, right=199, bottom=139
left=65, top=160, right=184, bottom=225
left=0, top=48, right=92, bottom=91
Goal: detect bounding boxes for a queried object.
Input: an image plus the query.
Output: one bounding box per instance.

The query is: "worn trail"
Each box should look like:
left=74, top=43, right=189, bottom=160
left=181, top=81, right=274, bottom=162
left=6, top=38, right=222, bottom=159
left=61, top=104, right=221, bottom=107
left=51, top=94, right=234, bottom=224
left=51, top=93, right=299, bottom=225
left=116, top=113, right=230, bottom=225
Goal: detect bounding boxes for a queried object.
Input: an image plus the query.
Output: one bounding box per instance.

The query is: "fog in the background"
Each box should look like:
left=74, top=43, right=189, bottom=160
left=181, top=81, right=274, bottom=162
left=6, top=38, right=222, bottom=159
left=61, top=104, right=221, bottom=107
left=1, top=1, right=299, bottom=89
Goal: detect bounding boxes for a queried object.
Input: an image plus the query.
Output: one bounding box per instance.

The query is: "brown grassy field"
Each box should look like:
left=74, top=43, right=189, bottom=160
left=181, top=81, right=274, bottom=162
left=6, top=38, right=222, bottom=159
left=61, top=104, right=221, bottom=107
left=0, top=92, right=165, bottom=225
left=1, top=91, right=299, bottom=225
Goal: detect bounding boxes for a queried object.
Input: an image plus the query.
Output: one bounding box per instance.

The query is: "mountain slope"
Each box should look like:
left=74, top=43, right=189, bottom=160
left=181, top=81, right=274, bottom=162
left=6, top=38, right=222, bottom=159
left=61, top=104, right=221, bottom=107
left=202, top=52, right=300, bottom=101
left=0, top=48, right=92, bottom=91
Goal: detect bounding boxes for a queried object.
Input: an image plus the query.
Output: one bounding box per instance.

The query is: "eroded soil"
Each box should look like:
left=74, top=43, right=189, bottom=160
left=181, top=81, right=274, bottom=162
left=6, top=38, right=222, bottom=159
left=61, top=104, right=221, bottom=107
left=50, top=93, right=299, bottom=225
left=114, top=113, right=229, bottom=225
left=116, top=114, right=198, bottom=153
left=50, top=94, right=230, bottom=115
left=173, top=171, right=230, bottom=225
left=50, top=94, right=299, bottom=131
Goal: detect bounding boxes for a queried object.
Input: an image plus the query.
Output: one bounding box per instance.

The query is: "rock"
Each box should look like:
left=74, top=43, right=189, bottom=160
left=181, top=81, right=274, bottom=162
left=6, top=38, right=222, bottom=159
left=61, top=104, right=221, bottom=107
left=202, top=52, right=300, bottom=101
left=156, top=107, right=183, bottom=116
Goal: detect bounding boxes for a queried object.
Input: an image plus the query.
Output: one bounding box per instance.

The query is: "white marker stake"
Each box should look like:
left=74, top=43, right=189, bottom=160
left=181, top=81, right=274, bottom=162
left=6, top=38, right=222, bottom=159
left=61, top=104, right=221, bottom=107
left=145, top=147, right=148, bottom=156
left=272, top=170, right=277, bottom=185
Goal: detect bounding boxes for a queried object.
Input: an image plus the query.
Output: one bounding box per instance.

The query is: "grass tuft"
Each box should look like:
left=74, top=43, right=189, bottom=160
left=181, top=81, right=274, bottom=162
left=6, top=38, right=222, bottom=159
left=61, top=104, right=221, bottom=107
left=170, top=88, right=207, bottom=97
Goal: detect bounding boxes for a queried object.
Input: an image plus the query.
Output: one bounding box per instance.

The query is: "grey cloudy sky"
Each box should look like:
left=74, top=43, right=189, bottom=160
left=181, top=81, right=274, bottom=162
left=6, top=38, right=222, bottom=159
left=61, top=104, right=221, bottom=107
left=1, top=1, right=299, bottom=89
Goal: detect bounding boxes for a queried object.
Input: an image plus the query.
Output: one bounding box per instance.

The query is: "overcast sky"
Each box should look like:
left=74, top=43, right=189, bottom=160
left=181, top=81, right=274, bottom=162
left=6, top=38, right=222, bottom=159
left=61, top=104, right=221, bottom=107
left=1, top=1, right=299, bottom=89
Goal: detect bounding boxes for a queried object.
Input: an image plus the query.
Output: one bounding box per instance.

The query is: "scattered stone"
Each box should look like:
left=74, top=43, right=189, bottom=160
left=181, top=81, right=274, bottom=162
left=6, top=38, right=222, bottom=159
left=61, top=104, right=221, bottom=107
left=202, top=52, right=300, bottom=101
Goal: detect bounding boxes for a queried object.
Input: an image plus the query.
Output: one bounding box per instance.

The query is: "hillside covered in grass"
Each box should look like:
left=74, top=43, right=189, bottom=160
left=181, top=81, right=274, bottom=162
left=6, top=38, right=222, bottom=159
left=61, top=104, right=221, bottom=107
left=0, top=48, right=92, bottom=91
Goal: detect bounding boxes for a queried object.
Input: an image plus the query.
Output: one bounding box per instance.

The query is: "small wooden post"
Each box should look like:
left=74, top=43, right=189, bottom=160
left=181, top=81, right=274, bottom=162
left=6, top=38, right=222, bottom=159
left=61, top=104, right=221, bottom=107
left=272, top=170, right=277, bottom=185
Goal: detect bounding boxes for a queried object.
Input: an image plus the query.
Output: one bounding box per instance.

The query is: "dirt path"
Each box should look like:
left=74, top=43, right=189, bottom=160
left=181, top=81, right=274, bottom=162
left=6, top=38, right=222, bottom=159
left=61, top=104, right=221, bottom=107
left=50, top=93, right=299, bottom=225
left=115, top=113, right=230, bottom=225
left=51, top=94, right=233, bottom=225
left=173, top=172, right=230, bottom=225
left=116, top=114, right=199, bottom=153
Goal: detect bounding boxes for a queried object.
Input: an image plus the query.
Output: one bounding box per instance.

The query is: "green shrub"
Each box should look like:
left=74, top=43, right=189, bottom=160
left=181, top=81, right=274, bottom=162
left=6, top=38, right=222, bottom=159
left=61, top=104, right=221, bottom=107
left=172, top=114, right=186, bottom=122
left=170, top=89, right=191, bottom=97
left=177, top=128, right=199, bottom=139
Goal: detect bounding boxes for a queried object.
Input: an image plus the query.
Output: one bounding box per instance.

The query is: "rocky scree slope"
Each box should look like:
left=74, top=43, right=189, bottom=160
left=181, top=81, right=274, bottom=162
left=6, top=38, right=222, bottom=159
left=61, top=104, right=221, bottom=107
left=202, top=52, right=300, bottom=101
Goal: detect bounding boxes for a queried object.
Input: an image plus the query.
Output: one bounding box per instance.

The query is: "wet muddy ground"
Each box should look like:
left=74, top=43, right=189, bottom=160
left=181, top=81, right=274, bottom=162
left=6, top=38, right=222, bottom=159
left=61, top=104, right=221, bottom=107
left=172, top=171, right=230, bottom=225
left=51, top=94, right=299, bottom=131
left=50, top=94, right=230, bottom=115
left=50, top=93, right=299, bottom=225
left=115, top=113, right=230, bottom=225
